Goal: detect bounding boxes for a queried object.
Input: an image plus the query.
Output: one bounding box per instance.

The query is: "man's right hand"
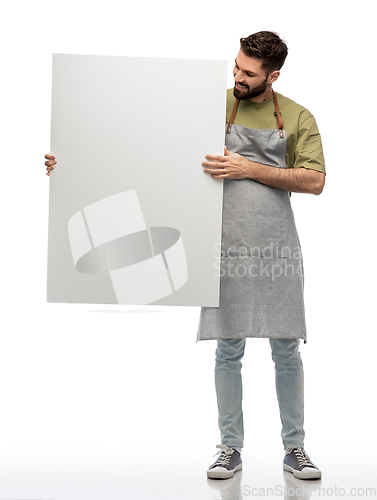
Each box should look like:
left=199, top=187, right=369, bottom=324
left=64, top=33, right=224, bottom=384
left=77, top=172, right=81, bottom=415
left=45, top=153, right=57, bottom=176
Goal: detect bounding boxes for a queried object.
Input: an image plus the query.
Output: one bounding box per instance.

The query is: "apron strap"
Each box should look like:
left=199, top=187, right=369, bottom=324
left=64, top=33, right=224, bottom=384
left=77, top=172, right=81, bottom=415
left=273, top=90, right=284, bottom=138
left=226, top=90, right=284, bottom=138
left=226, top=98, right=239, bottom=133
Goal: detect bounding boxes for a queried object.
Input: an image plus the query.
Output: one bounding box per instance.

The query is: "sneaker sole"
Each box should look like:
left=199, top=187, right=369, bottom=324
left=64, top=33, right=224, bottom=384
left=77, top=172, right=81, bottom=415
left=207, top=463, right=242, bottom=479
left=283, top=463, right=322, bottom=479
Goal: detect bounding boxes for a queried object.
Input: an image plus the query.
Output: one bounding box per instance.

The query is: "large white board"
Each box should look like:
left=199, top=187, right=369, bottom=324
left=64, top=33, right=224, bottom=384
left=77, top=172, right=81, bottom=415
left=47, top=54, right=227, bottom=306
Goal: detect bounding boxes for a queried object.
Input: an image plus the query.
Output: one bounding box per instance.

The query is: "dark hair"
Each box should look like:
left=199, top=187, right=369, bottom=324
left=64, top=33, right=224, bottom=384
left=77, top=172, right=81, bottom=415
left=240, top=31, right=288, bottom=74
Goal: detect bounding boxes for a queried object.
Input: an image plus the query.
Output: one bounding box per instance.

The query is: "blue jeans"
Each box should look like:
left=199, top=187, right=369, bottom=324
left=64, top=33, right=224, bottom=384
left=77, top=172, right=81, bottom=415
left=215, top=338, right=305, bottom=450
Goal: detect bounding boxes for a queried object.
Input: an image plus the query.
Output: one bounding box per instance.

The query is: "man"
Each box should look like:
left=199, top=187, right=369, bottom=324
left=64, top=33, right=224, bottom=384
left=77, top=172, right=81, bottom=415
left=45, top=31, right=325, bottom=481
left=197, top=31, right=325, bottom=480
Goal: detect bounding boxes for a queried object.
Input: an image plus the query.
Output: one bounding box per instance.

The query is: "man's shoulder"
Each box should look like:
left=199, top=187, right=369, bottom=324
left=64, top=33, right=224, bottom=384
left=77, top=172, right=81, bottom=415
left=275, top=92, right=313, bottom=123
left=226, top=88, right=236, bottom=106
left=226, top=89, right=313, bottom=120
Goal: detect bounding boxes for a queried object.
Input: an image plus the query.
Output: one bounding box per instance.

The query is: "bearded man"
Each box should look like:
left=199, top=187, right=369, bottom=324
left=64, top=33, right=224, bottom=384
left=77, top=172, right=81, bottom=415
left=198, top=31, right=325, bottom=480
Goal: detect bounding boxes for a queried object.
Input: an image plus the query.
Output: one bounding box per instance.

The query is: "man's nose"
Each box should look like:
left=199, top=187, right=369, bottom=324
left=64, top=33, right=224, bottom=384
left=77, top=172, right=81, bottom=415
left=234, top=74, right=246, bottom=84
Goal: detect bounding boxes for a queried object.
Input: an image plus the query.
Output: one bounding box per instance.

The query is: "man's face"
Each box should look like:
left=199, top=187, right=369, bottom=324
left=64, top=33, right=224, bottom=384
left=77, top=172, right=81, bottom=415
left=233, top=51, right=272, bottom=100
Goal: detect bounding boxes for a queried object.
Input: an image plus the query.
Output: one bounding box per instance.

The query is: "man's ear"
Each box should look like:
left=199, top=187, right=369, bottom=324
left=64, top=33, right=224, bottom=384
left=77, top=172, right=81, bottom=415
left=268, top=70, right=280, bottom=85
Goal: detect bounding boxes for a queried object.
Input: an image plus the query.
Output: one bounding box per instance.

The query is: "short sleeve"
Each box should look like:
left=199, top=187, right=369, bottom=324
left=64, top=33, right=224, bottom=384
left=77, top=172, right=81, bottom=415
left=294, top=113, right=326, bottom=174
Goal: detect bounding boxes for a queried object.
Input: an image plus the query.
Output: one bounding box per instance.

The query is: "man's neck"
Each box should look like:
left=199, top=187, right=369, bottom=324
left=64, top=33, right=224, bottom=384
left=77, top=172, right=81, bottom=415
left=249, top=86, right=274, bottom=103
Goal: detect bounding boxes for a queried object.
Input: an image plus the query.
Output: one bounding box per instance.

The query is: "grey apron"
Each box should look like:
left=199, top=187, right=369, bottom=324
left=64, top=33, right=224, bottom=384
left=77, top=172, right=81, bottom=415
left=197, top=91, right=307, bottom=342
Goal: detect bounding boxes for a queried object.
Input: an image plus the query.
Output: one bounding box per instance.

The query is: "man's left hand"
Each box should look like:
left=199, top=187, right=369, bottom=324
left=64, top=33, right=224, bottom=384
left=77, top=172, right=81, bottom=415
left=202, top=146, right=325, bottom=195
left=202, top=147, right=253, bottom=180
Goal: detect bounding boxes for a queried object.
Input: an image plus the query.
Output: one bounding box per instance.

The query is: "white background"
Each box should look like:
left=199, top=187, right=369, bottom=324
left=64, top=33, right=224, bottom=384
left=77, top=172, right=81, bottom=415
left=1, top=1, right=376, bottom=499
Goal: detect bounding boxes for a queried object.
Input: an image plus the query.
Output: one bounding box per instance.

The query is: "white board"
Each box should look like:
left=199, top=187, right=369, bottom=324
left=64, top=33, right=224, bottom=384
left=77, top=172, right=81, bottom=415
left=47, top=54, right=227, bottom=306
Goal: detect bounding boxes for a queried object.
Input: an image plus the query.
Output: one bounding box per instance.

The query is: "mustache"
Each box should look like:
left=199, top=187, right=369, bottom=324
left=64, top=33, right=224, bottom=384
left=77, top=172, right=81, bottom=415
left=235, top=82, right=250, bottom=91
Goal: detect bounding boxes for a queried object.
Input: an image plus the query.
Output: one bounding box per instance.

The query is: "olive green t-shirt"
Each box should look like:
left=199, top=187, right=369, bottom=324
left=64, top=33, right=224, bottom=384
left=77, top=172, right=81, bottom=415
left=226, top=89, right=326, bottom=174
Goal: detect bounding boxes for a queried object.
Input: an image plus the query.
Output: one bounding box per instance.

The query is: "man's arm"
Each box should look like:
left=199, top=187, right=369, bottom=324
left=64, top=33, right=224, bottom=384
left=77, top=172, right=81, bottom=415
left=202, top=147, right=325, bottom=195
left=243, top=161, right=325, bottom=195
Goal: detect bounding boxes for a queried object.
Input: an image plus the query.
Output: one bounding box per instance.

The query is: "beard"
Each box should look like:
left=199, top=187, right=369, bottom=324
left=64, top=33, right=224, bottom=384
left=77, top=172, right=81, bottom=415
left=233, top=75, right=269, bottom=100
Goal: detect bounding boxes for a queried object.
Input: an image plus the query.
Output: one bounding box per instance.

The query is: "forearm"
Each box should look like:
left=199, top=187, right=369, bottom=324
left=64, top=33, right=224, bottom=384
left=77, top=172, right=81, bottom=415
left=248, top=162, right=325, bottom=195
left=202, top=148, right=326, bottom=195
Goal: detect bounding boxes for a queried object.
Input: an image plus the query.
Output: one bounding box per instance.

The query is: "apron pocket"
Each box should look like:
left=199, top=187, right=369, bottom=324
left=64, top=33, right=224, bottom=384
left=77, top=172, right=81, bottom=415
left=222, top=208, right=287, bottom=258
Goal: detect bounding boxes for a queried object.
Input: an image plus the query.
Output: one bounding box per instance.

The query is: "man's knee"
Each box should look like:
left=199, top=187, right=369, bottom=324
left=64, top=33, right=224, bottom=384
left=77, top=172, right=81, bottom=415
left=216, top=338, right=246, bottom=364
left=269, top=338, right=301, bottom=360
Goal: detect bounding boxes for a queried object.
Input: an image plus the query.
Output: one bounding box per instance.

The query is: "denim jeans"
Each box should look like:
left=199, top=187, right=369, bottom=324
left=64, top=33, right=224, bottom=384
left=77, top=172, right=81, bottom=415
left=215, top=338, right=305, bottom=450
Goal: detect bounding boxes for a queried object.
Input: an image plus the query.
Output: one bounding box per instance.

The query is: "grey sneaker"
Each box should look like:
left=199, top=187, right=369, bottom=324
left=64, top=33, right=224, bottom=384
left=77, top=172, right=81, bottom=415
left=283, top=446, right=322, bottom=479
left=207, top=444, right=242, bottom=479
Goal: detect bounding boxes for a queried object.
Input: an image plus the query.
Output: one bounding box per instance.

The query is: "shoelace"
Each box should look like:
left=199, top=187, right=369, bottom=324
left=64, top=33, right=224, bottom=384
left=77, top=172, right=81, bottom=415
left=285, top=446, right=315, bottom=468
left=212, top=444, right=235, bottom=466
